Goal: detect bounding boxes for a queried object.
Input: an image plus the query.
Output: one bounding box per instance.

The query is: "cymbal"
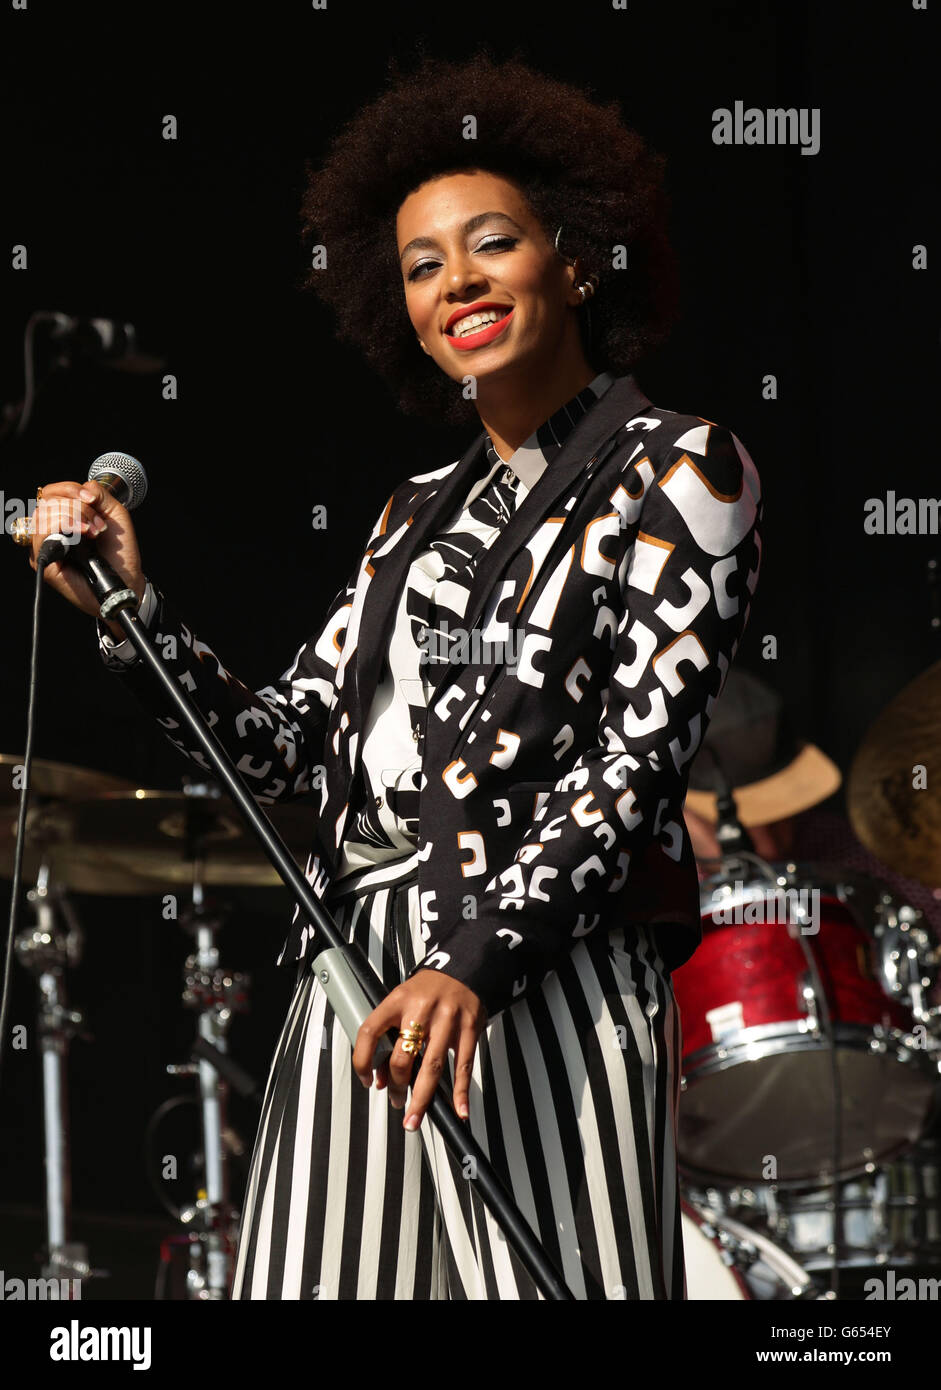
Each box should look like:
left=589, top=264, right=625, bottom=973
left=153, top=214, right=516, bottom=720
left=1, top=789, right=314, bottom=892
left=0, top=753, right=135, bottom=805
left=847, top=661, right=941, bottom=888
left=0, top=842, right=169, bottom=895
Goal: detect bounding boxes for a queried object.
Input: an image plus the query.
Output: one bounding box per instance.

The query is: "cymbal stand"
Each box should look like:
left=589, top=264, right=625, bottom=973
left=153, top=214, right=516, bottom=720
left=14, top=860, right=101, bottom=1292
left=164, top=786, right=249, bottom=1299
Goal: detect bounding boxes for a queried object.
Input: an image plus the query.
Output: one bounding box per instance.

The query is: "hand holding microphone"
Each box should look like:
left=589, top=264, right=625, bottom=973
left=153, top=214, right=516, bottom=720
left=14, top=453, right=149, bottom=639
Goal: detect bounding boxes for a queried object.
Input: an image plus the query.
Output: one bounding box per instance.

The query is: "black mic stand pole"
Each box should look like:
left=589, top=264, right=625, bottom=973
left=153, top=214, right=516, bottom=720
left=50, top=546, right=575, bottom=1301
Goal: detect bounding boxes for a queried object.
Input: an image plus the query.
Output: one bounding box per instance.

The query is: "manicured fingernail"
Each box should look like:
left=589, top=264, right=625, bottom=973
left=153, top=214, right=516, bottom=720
left=92, top=516, right=107, bottom=534
left=458, top=1102, right=469, bottom=1119
left=404, top=1114, right=420, bottom=1131
left=79, top=488, right=94, bottom=502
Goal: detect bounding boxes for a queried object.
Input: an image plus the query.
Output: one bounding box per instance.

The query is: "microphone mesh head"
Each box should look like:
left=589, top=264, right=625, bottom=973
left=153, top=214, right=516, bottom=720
left=88, top=452, right=149, bottom=510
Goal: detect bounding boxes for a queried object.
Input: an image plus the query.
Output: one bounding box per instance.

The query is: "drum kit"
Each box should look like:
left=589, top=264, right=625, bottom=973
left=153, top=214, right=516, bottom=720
left=675, top=664, right=941, bottom=1300
left=1, top=754, right=312, bottom=1299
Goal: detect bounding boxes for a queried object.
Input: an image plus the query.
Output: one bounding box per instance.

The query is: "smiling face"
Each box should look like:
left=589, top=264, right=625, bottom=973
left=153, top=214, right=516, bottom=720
left=396, top=169, right=590, bottom=393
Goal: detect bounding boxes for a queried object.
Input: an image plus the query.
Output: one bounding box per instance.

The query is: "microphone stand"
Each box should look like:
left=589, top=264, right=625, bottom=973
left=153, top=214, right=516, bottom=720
left=65, top=556, right=575, bottom=1301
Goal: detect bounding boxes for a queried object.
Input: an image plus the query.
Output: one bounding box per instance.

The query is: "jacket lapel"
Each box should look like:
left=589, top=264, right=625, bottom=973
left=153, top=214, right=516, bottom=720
left=353, top=430, right=489, bottom=730
left=459, top=373, right=653, bottom=637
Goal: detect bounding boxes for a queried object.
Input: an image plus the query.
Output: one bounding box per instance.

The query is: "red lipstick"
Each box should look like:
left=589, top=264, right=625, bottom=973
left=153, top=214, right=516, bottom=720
left=444, top=304, right=514, bottom=351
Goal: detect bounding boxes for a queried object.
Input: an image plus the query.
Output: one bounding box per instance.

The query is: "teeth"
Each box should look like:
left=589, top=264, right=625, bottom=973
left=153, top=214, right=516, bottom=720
left=450, top=308, right=507, bottom=338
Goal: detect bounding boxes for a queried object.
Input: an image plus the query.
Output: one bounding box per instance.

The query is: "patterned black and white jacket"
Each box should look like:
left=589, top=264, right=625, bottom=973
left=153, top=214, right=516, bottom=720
left=99, top=372, right=762, bottom=1018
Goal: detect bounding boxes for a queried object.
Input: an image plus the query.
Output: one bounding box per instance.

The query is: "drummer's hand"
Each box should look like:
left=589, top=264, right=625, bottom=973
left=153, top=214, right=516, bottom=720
left=26, top=480, right=146, bottom=639
left=352, top=972, right=486, bottom=1131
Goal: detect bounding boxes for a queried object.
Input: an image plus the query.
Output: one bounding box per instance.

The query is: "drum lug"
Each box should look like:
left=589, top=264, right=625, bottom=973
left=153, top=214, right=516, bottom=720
left=798, top=976, right=819, bottom=1031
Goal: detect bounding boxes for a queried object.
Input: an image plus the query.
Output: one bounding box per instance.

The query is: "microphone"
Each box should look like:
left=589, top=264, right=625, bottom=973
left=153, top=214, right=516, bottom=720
left=38, top=451, right=149, bottom=625
left=693, top=742, right=755, bottom=856
left=714, top=774, right=755, bottom=855
left=86, top=451, right=148, bottom=510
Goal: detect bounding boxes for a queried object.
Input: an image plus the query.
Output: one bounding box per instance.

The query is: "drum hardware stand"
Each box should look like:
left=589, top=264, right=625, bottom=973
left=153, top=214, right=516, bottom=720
left=163, top=784, right=250, bottom=1300
left=874, top=896, right=941, bottom=1033
left=79, top=540, right=575, bottom=1300
left=14, top=861, right=107, bottom=1293
left=189, top=1036, right=263, bottom=1109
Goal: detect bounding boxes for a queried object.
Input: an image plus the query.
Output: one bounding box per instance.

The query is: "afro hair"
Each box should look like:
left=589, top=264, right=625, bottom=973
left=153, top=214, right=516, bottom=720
left=299, top=51, right=679, bottom=425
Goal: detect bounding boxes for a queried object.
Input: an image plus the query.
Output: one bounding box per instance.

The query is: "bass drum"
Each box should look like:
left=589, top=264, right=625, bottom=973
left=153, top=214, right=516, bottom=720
left=682, top=1199, right=819, bottom=1300
left=673, top=864, right=939, bottom=1185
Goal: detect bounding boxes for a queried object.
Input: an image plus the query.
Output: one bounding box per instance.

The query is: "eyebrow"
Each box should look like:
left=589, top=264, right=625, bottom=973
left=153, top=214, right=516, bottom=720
left=398, top=211, right=523, bottom=264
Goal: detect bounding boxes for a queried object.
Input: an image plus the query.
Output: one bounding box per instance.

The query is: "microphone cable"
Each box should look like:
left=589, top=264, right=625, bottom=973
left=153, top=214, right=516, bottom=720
left=0, top=550, right=53, bottom=1087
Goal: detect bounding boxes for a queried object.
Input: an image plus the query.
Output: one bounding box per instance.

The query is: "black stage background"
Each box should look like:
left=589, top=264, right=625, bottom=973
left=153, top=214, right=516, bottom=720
left=0, top=0, right=937, bottom=1305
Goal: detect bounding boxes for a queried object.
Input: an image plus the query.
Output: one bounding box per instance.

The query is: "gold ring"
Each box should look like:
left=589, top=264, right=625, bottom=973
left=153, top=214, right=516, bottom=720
left=11, top=516, right=32, bottom=547
left=36, top=486, right=44, bottom=501
left=398, top=1019, right=427, bottom=1055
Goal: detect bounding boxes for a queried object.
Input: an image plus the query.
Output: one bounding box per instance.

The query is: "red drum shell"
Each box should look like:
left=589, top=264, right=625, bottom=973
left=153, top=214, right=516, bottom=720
left=672, top=884, right=938, bottom=1186
left=676, top=895, right=913, bottom=1058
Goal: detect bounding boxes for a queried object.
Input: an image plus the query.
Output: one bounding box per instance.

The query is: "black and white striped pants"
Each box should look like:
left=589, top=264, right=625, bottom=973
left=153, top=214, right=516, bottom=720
left=231, top=859, right=686, bottom=1300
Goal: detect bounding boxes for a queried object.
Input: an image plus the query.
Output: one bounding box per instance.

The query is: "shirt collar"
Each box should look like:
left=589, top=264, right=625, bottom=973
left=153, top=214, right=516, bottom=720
left=463, top=370, right=616, bottom=508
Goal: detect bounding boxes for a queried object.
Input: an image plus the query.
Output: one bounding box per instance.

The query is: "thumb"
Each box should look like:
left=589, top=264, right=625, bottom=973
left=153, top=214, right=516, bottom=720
left=78, top=478, right=125, bottom=519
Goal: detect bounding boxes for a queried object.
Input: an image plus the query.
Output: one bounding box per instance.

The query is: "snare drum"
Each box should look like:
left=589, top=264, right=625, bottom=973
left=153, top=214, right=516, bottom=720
left=673, top=864, right=940, bottom=1185
left=686, top=1130, right=941, bottom=1299
left=769, top=1136, right=941, bottom=1274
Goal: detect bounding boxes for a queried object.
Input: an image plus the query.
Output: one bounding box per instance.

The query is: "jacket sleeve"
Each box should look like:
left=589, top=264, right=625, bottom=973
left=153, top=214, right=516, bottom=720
left=97, top=494, right=395, bottom=805
left=410, top=424, right=762, bottom=1017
